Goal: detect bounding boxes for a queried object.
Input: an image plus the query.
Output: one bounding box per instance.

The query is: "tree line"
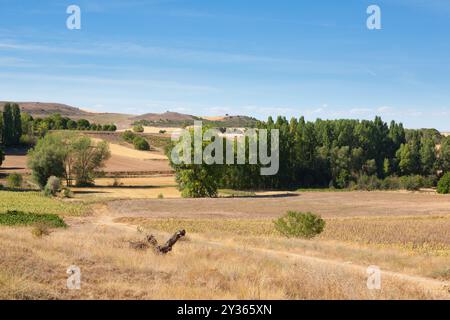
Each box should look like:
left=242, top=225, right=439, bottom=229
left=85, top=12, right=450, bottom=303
left=169, top=116, right=450, bottom=196
left=25, top=113, right=117, bottom=137
left=1, top=103, right=117, bottom=149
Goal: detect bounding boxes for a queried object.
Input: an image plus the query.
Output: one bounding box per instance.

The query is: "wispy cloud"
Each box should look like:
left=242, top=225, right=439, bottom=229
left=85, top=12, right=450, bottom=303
left=0, top=72, right=219, bottom=93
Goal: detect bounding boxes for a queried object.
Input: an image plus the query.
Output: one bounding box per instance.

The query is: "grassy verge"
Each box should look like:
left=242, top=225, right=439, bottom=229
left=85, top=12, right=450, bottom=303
left=0, top=210, right=67, bottom=228
left=0, top=190, right=88, bottom=216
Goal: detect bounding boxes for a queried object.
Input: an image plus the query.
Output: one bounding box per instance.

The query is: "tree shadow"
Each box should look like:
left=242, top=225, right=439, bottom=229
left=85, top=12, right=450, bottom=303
left=225, top=192, right=300, bottom=199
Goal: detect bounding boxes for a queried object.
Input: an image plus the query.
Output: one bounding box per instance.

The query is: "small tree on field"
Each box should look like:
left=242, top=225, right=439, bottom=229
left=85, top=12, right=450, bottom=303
left=133, top=125, right=144, bottom=133
left=69, top=136, right=111, bottom=186
left=27, top=133, right=67, bottom=188
left=121, top=130, right=136, bottom=143
left=133, top=136, right=150, bottom=151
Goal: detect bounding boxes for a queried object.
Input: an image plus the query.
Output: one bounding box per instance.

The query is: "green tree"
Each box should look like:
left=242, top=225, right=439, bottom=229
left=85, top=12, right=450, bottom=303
left=437, top=172, right=450, bottom=194
left=397, top=133, right=421, bottom=175
left=2, top=103, right=14, bottom=146
left=28, top=133, right=111, bottom=188
left=0, top=147, right=4, bottom=167
left=362, top=159, right=377, bottom=176
left=76, top=119, right=90, bottom=130
left=21, top=113, right=34, bottom=136
left=133, top=125, right=144, bottom=133
left=439, top=137, right=450, bottom=173
left=168, top=127, right=220, bottom=198
left=133, top=136, right=150, bottom=151
left=67, top=119, right=77, bottom=130
left=420, top=137, right=437, bottom=175
left=69, top=136, right=111, bottom=186
left=27, top=133, right=68, bottom=188
left=11, top=103, right=22, bottom=144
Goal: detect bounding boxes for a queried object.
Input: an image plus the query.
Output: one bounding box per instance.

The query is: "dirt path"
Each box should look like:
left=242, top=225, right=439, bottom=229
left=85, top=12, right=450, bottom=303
left=90, top=204, right=450, bottom=298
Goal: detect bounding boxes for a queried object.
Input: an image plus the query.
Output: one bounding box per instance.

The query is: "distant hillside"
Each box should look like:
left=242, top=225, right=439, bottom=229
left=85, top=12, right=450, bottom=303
left=0, top=101, right=258, bottom=129
left=132, top=111, right=199, bottom=122
left=132, top=113, right=258, bottom=128
left=0, top=101, right=90, bottom=117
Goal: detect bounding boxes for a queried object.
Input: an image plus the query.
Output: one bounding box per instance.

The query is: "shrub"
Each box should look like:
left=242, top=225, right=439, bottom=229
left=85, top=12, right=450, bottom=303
left=157, top=193, right=164, bottom=199
left=121, top=130, right=136, bottom=143
left=59, top=188, right=74, bottom=198
left=274, top=211, right=325, bottom=239
left=44, top=176, right=61, bottom=196
left=133, top=125, right=144, bottom=133
left=400, top=175, right=422, bottom=191
left=19, top=135, right=36, bottom=146
left=31, top=222, right=51, bottom=238
left=380, top=176, right=401, bottom=190
left=6, top=173, right=23, bottom=189
left=421, top=175, right=438, bottom=188
left=437, top=173, right=450, bottom=194
left=133, top=136, right=150, bottom=151
left=354, top=174, right=381, bottom=191
left=159, top=130, right=167, bottom=134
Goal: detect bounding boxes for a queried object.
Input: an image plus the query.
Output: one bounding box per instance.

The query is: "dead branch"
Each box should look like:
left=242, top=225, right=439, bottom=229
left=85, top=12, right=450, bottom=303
left=157, top=230, right=186, bottom=254
left=129, top=230, right=186, bottom=254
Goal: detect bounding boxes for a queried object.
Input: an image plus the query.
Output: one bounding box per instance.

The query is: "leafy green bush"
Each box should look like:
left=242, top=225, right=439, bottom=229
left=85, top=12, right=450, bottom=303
left=421, top=175, right=438, bottom=188
left=121, top=130, right=136, bottom=143
left=6, top=173, right=23, bottom=189
left=133, top=125, right=144, bottom=133
left=133, top=136, right=150, bottom=151
left=437, top=173, right=450, bottom=194
left=380, top=176, right=401, bottom=190
left=44, top=176, right=61, bottom=197
left=0, top=210, right=67, bottom=228
left=274, top=211, right=325, bottom=239
left=400, top=175, right=422, bottom=191
left=354, top=175, right=381, bottom=191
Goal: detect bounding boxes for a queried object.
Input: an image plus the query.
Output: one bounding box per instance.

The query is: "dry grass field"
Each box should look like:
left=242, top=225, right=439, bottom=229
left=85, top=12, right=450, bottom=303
left=1, top=135, right=450, bottom=300
left=0, top=189, right=449, bottom=300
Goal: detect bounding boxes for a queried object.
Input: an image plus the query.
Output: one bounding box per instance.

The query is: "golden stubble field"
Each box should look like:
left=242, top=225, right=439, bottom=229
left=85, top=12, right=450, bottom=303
left=0, top=189, right=449, bottom=300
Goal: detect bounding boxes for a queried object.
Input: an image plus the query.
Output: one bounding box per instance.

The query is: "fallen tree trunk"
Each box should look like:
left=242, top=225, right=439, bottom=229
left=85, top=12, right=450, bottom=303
left=130, top=230, right=186, bottom=254
left=157, top=230, right=186, bottom=254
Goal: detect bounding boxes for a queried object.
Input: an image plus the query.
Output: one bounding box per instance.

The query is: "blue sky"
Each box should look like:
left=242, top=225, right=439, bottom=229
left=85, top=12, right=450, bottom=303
left=1, top=0, right=450, bottom=130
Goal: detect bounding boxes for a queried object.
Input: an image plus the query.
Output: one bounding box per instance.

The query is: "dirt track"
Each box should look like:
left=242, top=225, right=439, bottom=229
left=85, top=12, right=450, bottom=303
left=91, top=204, right=449, bottom=299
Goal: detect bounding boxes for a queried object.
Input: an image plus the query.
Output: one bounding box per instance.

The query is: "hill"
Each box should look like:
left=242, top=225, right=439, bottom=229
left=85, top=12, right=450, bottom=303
left=0, top=102, right=89, bottom=117
left=0, top=101, right=258, bottom=129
